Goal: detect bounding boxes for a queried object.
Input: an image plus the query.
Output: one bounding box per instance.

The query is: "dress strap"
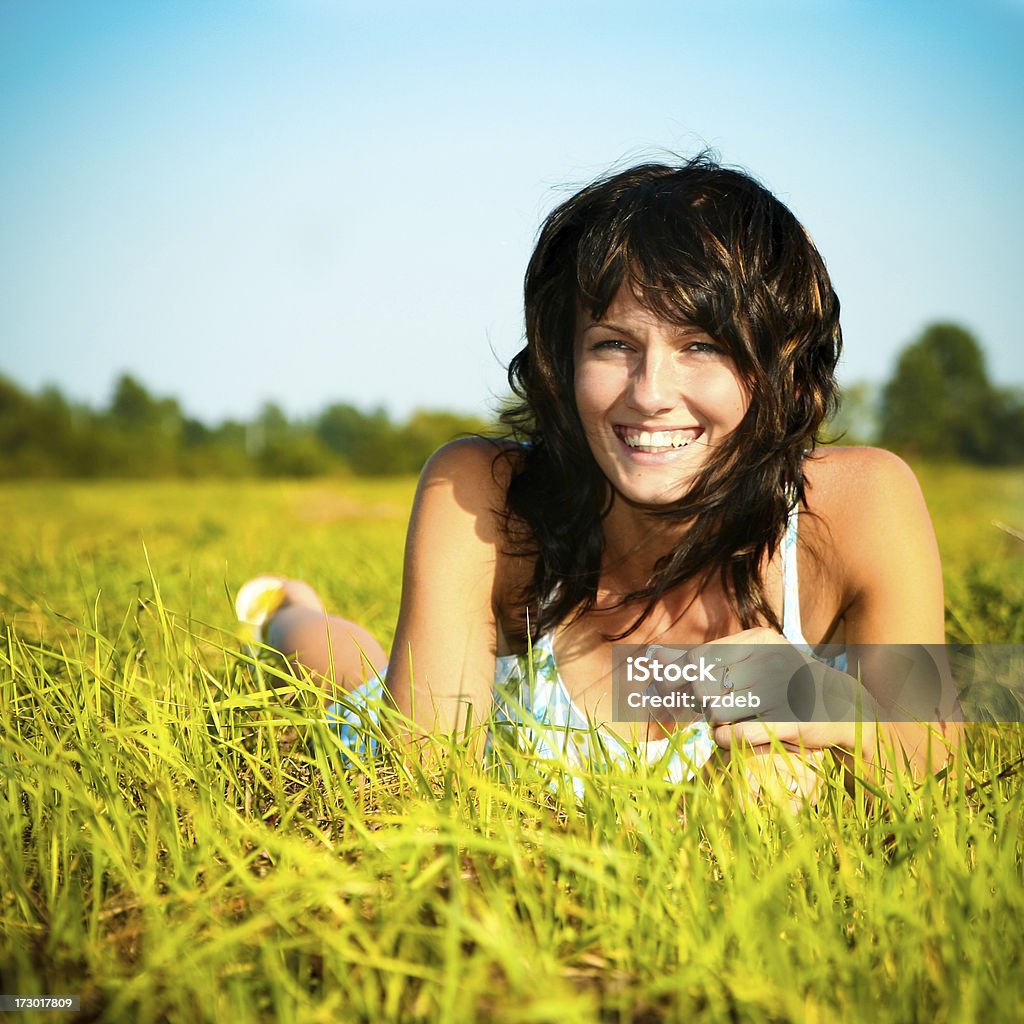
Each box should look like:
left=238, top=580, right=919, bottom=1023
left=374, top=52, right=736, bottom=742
left=781, top=507, right=807, bottom=646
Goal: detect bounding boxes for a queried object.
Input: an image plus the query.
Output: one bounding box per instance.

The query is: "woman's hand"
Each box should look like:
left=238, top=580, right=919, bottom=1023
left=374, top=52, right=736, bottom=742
left=679, top=627, right=868, bottom=802
left=684, top=626, right=864, bottom=750
left=685, top=623, right=958, bottom=786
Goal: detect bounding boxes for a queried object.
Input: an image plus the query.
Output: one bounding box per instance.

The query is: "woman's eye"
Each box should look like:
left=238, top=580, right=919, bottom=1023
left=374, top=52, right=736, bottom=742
left=592, top=338, right=631, bottom=352
left=687, top=340, right=725, bottom=356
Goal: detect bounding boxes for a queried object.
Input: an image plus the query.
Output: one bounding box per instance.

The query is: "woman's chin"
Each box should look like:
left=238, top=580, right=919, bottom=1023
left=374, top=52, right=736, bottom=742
left=609, top=477, right=695, bottom=511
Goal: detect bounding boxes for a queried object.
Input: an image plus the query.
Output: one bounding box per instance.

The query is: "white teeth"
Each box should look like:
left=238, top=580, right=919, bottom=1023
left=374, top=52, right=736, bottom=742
left=621, top=429, right=695, bottom=450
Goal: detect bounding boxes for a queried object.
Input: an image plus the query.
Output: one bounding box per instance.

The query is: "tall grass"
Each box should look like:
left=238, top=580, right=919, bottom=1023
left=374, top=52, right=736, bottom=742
left=914, top=462, right=1024, bottom=644
left=1, top=472, right=1022, bottom=1022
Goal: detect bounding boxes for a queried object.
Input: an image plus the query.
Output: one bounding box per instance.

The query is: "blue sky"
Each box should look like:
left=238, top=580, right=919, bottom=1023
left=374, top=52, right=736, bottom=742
left=1, top=0, right=1022, bottom=421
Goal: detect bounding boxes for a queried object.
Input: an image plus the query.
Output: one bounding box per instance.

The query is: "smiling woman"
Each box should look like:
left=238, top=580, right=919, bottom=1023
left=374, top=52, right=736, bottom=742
left=237, top=154, right=959, bottom=800
left=574, top=288, right=749, bottom=507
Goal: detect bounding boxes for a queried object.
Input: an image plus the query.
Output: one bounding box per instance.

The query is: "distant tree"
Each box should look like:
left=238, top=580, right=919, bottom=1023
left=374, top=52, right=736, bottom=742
left=0, top=375, right=40, bottom=475
left=0, top=375, right=35, bottom=450
left=316, top=403, right=400, bottom=475
left=316, top=403, right=371, bottom=457
left=990, top=386, right=1024, bottom=464
left=879, top=323, right=1013, bottom=463
left=254, top=402, right=335, bottom=477
left=101, top=374, right=185, bottom=474
left=319, top=405, right=494, bottom=475
left=180, top=418, right=251, bottom=477
left=181, top=416, right=211, bottom=448
left=0, top=378, right=87, bottom=476
left=33, top=385, right=77, bottom=472
left=397, top=409, right=494, bottom=473
left=108, top=374, right=159, bottom=428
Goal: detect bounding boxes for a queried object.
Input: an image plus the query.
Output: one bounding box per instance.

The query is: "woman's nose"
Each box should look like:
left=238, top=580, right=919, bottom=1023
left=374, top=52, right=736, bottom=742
left=627, top=351, right=675, bottom=415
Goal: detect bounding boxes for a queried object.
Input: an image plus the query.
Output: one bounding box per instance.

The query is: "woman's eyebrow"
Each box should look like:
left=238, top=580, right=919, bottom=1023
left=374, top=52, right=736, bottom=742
left=580, top=319, right=705, bottom=339
left=580, top=319, right=634, bottom=335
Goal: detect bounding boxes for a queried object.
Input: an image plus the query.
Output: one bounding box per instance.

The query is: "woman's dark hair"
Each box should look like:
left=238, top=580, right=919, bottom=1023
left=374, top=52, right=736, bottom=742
left=500, top=154, right=842, bottom=642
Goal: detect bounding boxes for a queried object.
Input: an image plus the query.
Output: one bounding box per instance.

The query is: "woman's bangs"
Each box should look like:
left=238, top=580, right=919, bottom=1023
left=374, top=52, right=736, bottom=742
left=628, top=205, right=726, bottom=336
left=574, top=228, right=630, bottom=322
left=574, top=231, right=712, bottom=337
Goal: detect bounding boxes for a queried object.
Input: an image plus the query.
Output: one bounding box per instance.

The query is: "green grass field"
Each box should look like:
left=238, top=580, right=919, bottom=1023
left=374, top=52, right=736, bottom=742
left=1, top=465, right=1022, bottom=1023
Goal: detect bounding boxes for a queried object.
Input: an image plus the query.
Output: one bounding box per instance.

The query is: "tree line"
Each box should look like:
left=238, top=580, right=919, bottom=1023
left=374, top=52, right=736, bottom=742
left=0, top=373, right=493, bottom=478
left=1, top=323, right=1020, bottom=478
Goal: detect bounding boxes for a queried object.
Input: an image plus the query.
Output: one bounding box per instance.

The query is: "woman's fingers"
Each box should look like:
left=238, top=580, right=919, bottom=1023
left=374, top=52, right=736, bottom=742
left=713, top=719, right=855, bottom=753
left=638, top=633, right=874, bottom=757
left=688, top=640, right=820, bottom=725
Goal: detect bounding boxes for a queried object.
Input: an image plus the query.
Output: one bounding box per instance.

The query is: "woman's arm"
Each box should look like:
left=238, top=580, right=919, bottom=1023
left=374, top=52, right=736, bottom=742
left=826, top=447, right=961, bottom=773
left=828, top=447, right=944, bottom=644
left=711, top=447, right=961, bottom=780
left=385, top=438, right=510, bottom=755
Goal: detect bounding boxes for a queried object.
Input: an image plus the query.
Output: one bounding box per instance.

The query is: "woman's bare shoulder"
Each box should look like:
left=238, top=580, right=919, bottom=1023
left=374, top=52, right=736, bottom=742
left=388, top=437, right=519, bottom=732
left=801, top=446, right=942, bottom=634
left=419, top=437, right=521, bottom=499
left=802, top=446, right=925, bottom=518
left=412, top=438, right=531, bottom=580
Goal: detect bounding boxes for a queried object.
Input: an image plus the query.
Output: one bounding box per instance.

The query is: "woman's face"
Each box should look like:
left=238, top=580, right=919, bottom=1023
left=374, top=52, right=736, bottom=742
left=574, top=284, right=750, bottom=508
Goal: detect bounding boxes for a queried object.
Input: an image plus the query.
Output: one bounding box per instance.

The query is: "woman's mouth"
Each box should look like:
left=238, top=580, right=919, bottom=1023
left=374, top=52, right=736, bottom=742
left=613, top=425, right=704, bottom=453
